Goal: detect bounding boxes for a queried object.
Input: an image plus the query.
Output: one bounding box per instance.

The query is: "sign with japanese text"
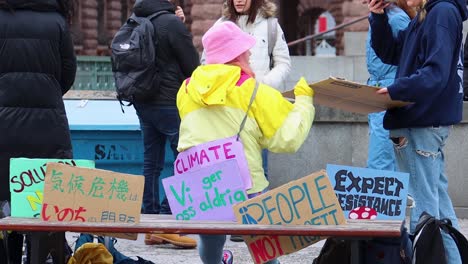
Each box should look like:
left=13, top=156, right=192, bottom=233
left=41, top=163, right=144, bottom=239
left=163, top=159, right=247, bottom=221
left=326, top=164, right=409, bottom=220
left=9, top=158, right=95, bottom=218
left=233, top=170, right=346, bottom=264
left=174, top=136, right=252, bottom=190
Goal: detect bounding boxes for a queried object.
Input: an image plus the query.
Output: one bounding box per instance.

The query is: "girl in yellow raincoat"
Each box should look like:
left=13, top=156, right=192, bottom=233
left=176, top=21, right=315, bottom=264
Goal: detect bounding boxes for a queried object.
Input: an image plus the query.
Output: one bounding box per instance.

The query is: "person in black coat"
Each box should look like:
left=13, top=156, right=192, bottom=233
left=0, top=0, right=76, bottom=262
left=130, top=0, right=200, bottom=249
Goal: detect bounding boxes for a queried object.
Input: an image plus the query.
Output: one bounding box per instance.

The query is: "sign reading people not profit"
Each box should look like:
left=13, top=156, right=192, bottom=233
left=163, top=159, right=247, bottom=221
left=233, top=170, right=346, bottom=264
left=41, top=163, right=144, bottom=239
left=326, top=164, right=409, bottom=220
left=174, top=136, right=252, bottom=190
left=9, top=158, right=95, bottom=218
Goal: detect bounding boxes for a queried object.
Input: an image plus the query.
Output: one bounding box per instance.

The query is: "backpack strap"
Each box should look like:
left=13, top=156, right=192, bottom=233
left=267, top=17, right=277, bottom=69
left=147, top=10, right=170, bottom=21
left=440, top=219, right=468, bottom=263
left=236, top=81, right=259, bottom=140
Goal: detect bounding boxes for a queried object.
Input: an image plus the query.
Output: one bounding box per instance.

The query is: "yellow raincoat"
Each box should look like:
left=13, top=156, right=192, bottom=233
left=67, top=243, right=113, bottom=264
left=177, top=64, right=315, bottom=193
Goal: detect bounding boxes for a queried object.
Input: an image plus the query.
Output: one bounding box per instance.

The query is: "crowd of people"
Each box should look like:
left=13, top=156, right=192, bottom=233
left=0, top=0, right=467, bottom=263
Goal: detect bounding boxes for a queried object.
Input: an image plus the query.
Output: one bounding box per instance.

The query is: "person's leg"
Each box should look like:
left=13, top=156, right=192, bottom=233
left=134, top=103, right=164, bottom=215
left=141, top=105, right=196, bottom=248
left=7, top=232, right=23, bottom=264
left=367, top=111, right=395, bottom=171
left=391, top=127, right=461, bottom=264
left=199, top=235, right=226, bottom=264
left=433, top=127, right=462, bottom=264
left=158, top=106, right=180, bottom=215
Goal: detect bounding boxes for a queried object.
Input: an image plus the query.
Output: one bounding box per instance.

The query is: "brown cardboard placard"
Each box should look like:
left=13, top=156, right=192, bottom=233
left=233, top=170, right=346, bottom=264
left=282, top=77, right=411, bottom=114
left=41, top=163, right=144, bottom=240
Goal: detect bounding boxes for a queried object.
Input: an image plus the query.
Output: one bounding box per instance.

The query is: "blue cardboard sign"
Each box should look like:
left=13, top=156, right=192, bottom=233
left=326, top=164, right=409, bottom=220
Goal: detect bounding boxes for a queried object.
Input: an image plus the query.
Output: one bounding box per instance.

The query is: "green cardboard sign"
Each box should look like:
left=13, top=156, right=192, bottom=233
left=9, top=158, right=95, bottom=218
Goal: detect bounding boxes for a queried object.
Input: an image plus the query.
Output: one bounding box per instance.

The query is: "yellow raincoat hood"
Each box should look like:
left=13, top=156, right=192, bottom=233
left=177, top=64, right=315, bottom=193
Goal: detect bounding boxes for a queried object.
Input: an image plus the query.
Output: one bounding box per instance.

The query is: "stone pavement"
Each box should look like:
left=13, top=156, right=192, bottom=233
left=65, top=218, right=468, bottom=264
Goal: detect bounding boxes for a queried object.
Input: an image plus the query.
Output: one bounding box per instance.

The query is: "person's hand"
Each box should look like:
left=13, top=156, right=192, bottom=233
left=376, top=87, right=392, bottom=100
left=175, top=6, right=186, bottom=23
left=367, top=0, right=390, bottom=14
left=294, top=77, right=314, bottom=97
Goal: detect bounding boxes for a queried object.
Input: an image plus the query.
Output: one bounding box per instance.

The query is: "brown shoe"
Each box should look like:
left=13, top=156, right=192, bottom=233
left=145, top=233, right=197, bottom=249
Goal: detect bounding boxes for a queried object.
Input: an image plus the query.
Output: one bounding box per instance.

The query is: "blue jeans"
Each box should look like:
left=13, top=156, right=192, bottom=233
left=134, top=103, right=179, bottom=215
left=390, top=127, right=461, bottom=264
left=198, top=235, right=279, bottom=264
left=199, top=192, right=279, bottom=264
left=367, top=111, right=396, bottom=171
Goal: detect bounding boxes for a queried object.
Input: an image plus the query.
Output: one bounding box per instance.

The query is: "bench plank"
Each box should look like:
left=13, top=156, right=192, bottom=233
left=0, top=215, right=402, bottom=238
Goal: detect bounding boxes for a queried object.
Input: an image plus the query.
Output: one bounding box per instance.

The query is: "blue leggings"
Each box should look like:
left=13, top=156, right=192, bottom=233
left=198, top=234, right=279, bottom=264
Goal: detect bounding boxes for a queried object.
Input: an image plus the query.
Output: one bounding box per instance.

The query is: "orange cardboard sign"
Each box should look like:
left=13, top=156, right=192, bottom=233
left=41, top=163, right=144, bottom=239
left=233, top=170, right=346, bottom=264
left=283, top=77, right=411, bottom=114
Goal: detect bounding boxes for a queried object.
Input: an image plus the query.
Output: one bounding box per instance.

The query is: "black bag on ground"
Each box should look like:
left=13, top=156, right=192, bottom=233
left=412, top=212, right=468, bottom=264
left=313, top=224, right=412, bottom=264
left=111, top=11, right=168, bottom=106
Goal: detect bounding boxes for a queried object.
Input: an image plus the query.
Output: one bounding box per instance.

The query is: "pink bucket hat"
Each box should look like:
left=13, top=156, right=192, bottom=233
left=202, top=21, right=256, bottom=64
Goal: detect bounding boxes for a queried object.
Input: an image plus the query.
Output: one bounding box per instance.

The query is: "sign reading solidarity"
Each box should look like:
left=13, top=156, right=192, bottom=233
left=9, top=158, right=95, bottom=218
left=326, top=164, right=409, bottom=220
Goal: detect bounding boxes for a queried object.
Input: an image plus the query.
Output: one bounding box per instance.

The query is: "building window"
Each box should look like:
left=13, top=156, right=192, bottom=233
left=97, top=0, right=108, bottom=46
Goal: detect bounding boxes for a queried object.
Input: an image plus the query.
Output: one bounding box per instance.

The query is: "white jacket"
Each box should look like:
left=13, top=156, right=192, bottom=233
left=202, top=15, right=291, bottom=91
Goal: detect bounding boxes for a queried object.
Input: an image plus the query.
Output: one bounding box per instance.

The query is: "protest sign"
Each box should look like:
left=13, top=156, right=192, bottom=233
left=9, top=158, right=95, bottom=218
left=174, top=136, right=252, bottom=190
left=233, top=170, right=346, bottom=264
left=163, top=159, right=247, bottom=221
left=41, top=163, right=144, bottom=239
left=327, top=164, right=409, bottom=220
left=282, top=77, right=411, bottom=114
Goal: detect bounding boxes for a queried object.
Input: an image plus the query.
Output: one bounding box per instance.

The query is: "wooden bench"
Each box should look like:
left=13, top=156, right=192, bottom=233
left=0, top=214, right=403, bottom=264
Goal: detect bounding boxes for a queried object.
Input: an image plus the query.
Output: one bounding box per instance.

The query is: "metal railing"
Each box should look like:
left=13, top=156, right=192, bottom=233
left=287, top=14, right=369, bottom=47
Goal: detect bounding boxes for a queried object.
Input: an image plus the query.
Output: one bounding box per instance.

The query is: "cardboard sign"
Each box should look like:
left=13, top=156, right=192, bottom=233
left=163, top=159, right=247, bottom=221
left=174, top=136, right=252, bottom=190
left=327, top=164, right=409, bottom=220
left=9, top=158, right=95, bottom=218
left=41, top=163, right=144, bottom=239
left=233, top=170, right=346, bottom=264
left=282, top=77, right=411, bottom=114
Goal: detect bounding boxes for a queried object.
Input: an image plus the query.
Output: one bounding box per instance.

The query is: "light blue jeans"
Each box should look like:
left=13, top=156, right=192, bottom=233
left=198, top=235, right=279, bottom=264
left=198, top=192, right=279, bottom=264
left=367, top=111, right=396, bottom=171
left=390, top=127, right=461, bottom=264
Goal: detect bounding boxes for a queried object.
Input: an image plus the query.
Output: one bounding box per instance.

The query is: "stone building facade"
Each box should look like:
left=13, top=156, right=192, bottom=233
left=72, top=0, right=368, bottom=56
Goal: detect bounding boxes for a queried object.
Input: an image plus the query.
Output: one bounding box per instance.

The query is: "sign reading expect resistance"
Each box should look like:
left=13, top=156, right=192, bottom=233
left=327, top=164, right=409, bottom=220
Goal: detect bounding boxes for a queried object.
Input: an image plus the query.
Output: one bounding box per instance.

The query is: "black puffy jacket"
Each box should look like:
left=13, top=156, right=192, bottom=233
left=133, top=0, right=200, bottom=105
left=0, top=0, right=76, bottom=201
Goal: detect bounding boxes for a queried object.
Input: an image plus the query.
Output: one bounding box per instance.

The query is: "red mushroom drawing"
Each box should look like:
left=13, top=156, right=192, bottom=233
left=348, top=206, right=377, bottom=220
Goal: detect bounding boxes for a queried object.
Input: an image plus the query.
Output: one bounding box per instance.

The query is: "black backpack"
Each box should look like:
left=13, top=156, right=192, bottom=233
left=412, top=212, right=468, bottom=264
left=111, top=11, right=168, bottom=108
left=313, top=212, right=468, bottom=264
left=313, top=224, right=413, bottom=264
